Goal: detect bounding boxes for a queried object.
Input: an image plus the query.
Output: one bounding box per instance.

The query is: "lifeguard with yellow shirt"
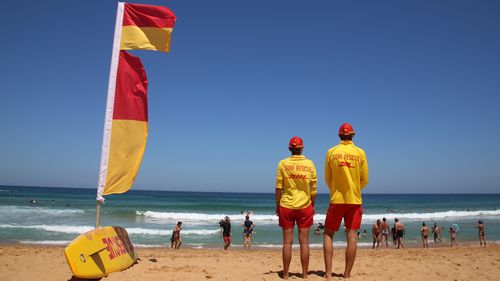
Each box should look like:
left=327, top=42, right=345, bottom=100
left=323, top=123, right=369, bottom=280
left=275, top=136, right=317, bottom=280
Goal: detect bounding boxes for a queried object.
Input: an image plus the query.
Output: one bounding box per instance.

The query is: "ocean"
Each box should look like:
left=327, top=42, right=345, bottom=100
left=0, top=185, right=499, bottom=248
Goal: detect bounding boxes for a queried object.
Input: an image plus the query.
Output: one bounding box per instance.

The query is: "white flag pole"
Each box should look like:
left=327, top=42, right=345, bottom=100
left=95, top=2, right=125, bottom=229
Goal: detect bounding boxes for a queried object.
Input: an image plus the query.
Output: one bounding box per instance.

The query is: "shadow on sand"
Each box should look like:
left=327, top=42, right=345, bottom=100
left=264, top=270, right=344, bottom=279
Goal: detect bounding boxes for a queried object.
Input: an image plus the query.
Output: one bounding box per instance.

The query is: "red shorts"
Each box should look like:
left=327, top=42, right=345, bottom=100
left=223, top=236, right=232, bottom=244
left=324, top=204, right=362, bottom=232
left=278, top=204, right=314, bottom=229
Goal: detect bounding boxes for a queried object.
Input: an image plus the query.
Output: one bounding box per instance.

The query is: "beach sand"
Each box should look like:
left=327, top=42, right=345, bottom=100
left=1, top=244, right=499, bottom=281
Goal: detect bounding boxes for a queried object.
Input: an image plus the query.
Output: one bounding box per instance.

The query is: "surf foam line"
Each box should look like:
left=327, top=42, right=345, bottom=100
left=362, top=209, right=500, bottom=221
left=137, top=209, right=500, bottom=224
left=0, top=206, right=85, bottom=216
left=19, top=240, right=71, bottom=246
left=0, top=224, right=220, bottom=236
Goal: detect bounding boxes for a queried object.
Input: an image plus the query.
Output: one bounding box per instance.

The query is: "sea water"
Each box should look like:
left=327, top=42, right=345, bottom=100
left=0, top=186, right=499, bottom=248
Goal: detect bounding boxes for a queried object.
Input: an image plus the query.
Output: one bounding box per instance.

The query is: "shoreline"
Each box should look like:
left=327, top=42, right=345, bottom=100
left=1, top=244, right=499, bottom=280
left=1, top=238, right=494, bottom=250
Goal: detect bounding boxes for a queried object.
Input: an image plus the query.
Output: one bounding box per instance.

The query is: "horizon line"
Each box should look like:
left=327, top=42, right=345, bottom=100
left=1, top=184, right=499, bottom=195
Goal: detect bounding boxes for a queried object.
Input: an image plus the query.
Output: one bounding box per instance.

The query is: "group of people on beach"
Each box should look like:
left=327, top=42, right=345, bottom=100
left=168, top=213, right=256, bottom=250
left=216, top=213, right=256, bottom=250
left=368, top=219, right=487, bottom=249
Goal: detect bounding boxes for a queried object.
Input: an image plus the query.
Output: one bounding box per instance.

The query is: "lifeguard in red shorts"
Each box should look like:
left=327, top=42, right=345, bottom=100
left=275, top=136, right=317, bottom=280
left=323, top=123, right=369, bottom=280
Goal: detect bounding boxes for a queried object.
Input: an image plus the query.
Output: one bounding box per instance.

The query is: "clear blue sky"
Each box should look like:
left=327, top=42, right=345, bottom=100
left=0, top=0, right=499, bottom=194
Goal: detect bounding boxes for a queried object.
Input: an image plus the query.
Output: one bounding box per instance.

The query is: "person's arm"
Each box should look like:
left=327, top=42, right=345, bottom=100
left=360, top=150, right=369, bottom=189
left=275, top=188, right=282, bottom=216
left=324, top=151, right=332, bottom=188
left=310, top=160, right=317, bottom=213
left=275, top=161, right=283, bottom=215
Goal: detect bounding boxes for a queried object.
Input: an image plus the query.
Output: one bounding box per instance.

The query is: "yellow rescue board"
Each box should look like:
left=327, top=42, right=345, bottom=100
left=64, top=226, right=137, bottom=279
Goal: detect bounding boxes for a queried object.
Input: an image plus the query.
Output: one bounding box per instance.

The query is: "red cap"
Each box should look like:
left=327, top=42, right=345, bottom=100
left=338, top=123, right=355, bottom=135
left=289, top=136, right=304, bottom=148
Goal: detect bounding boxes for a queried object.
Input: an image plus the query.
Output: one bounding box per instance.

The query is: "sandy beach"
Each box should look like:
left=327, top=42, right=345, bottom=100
left=1, top=244, right=499, bottom=281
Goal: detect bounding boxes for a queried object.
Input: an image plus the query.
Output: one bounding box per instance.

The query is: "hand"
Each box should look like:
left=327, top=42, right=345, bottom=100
left=275, top=207, right=279, bottom=217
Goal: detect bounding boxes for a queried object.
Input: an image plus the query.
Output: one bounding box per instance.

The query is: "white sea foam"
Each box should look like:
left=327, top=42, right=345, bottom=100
left=0, top=224, right=94, bottom=234
left=0, top=224, right=219, bottom=236
left=362, top=209, right=500, bottom=221
left=127, top=227, right=219, bottom=236
left=19, top=240, right=70, bottom=246
left=0, top=206, right=85, bottom=216
left=136, top=209, right=500, bottom=225
left=137, top=211, right=277, bottom=222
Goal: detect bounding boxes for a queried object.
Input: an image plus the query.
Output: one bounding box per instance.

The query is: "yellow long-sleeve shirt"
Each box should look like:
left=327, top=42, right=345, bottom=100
left=276, top=155, right=317, bottom=210
left=325, top=141, right=368, bottom=204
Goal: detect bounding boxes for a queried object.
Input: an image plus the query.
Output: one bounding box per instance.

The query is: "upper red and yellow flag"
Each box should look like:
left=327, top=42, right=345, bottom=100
left=120, top=3, right=176, bottom=52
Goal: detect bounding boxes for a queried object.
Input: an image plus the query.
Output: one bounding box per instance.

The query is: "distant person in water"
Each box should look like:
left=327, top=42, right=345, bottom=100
left=476, top=220, right=486, bottom=246
left=449, top=227, right=458, bottom=247
left=394, top=218, right=405, bottom=249
left=432, top=223, right=443, bottom=243
left=242, top=215, right=255, bottom=248
left=420, top=222, right=429, bottom=248
left=371, top=219, right=381, bottom=249
left=170, top=221, right=183, bottom=249
left=219, top=216, right=232, bottom=250
left=323, top=123, right=369, bottom=280
left=380, top=217, right=390, bottom=248
left=275, top=136, right=317, bottom=280
left=314, top=222, right=325, bottom=236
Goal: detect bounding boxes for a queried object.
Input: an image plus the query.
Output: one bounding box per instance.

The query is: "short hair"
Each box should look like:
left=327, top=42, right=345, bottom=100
left=339, top=134, right=354, bottom=141
left=289, top=147, right=302, bottom=155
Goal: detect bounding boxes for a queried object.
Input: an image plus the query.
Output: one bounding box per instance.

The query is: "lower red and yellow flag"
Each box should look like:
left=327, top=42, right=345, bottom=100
left=103, top=50, right=148, bottom=196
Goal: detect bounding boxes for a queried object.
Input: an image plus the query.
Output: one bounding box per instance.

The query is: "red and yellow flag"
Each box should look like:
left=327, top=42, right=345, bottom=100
left=103, top=50, right=148, bottom=196
left=97, top=3, right=176, bottom=201
left=121, top=3, right=176, bottom=52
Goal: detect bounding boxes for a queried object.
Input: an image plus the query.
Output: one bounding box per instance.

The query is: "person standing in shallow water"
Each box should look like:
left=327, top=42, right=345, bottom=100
left=371, top=220, right=381, bottom=249
left=380, top=217, right=390, bottom=248
left=170, top=221, right=183, bottom=249
left=432, top=223, right=443, bottom=243
left=275, top=136, right=317, bottom=280
left=219, top=216, right=232, bottom=250
left=242, top=214, right=255, bottom=248
left=323, top=123, right=369, bottom=280
left=421, top=222, right=429, bottom=248
left=476, top=220, right=486, bottom=246
left=394, top=218, right=405, bottom=249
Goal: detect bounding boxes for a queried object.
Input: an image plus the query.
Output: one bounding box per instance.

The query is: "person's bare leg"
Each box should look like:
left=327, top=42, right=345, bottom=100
left=344, top=229, right=358, bottom=278
left=298, top=227, right=310, bottom=279
left=282, top=228, right=294, bottom=280
left=323, top=229, right=335, bottom=281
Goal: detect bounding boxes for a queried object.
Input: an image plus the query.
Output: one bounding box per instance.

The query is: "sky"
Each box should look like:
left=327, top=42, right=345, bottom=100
left=0, top=0, right=499, bottom=194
